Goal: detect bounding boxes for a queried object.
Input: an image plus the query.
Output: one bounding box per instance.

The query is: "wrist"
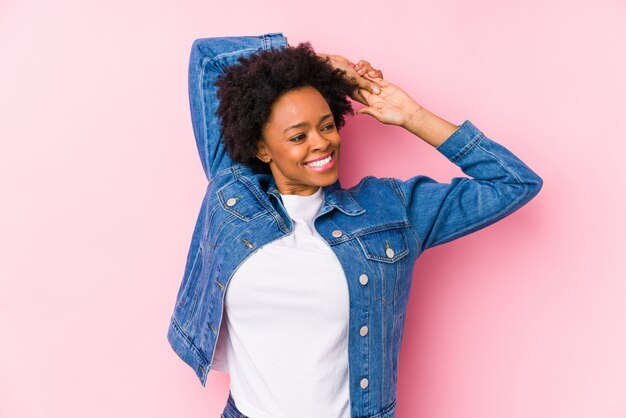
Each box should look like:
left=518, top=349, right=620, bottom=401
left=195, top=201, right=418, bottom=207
left=402, top=106, right=457, bottom=147
left=402, top=105, right=426, bottom=131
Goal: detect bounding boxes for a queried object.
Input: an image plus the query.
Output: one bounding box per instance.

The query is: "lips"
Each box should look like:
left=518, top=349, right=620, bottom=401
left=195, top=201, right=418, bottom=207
left=304, top=151, right=335, bottom=171
left=304, top=151, right=332, bottom=164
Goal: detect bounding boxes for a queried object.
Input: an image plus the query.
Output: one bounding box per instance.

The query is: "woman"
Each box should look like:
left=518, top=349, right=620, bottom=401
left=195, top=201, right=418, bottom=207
left=167, top=32, right=543, bottom=418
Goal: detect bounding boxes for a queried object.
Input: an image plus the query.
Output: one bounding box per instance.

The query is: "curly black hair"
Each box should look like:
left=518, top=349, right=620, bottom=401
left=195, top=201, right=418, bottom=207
left=214, top=41, right=359, bottom=174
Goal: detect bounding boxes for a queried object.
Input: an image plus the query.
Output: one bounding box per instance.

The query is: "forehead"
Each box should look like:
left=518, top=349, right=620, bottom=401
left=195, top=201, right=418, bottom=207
left=267, top=86, right=330, bottom=127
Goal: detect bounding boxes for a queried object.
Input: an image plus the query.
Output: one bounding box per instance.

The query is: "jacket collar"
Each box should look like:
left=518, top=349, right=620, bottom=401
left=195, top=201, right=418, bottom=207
left=321, top=179, right=366, bottom=216
left=265, top=175, right=366, bottom=217
left=233, top=164, right=366, bottom=216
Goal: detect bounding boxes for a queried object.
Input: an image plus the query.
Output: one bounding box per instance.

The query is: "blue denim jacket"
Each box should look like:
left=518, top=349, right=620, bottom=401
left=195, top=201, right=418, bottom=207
left=167, top=32, right=543, bottom=418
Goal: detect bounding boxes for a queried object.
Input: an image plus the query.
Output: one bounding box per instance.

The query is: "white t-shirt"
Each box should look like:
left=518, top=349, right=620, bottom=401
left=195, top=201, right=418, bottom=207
left=212, top=186, right=350, bottom=418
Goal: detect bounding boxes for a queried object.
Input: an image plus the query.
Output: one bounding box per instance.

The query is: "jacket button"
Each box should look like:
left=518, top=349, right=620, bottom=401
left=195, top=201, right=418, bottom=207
left=360, top=378, right=369, bottom=389
left=385, top=247, right=395, bottom=258
left=332, top=230, right=343, bottom=238
left=359, top=325, right=368, bottom=336
left=226, top=198, right=237, bottom=207
left=359, top=274, right=368, bottom=285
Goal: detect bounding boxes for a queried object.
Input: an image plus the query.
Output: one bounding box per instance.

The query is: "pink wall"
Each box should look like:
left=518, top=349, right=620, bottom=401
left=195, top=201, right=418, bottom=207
left=1, top=0, right=625, bottom=417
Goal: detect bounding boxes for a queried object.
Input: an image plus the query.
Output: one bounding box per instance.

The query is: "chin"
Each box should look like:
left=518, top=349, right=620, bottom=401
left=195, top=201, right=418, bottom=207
left=309, top=167, right=339, bottom=187
left=316, top=175, right=338, bottom=187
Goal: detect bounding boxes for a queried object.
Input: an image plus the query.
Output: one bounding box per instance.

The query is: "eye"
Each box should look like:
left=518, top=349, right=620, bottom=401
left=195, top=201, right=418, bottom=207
left=289, top=134, right=306, bottom=142
left=323, top=123, right=336, bottom=131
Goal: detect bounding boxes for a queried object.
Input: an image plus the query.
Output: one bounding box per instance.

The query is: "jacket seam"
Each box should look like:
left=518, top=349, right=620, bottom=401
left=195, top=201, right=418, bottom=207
left=327, top=221, right=411, bottom=245
left=389, top=178, right=423, bottom=254
left=356, top=397, right=397, bottom=418
left=388, top=178, right=406, bottom=207
left=217, top=181, right=267, bottom=222
left=237, top=174, right=289, bottom=233
left=201, top=49, right=258, bottom=67
left=476, top=141, right=525, bottom=185
left=212, top=165, right=238, bottom=180
left=449, top=130, right=483, bottom=162
left=170, top=316, right=209, bottom=364
left=349, top=175, right=376, bottom=193
left=428, top=187, right=527, bottom=248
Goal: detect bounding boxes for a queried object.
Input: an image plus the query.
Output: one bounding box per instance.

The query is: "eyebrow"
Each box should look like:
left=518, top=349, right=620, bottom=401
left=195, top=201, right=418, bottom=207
left=283, top=113, right=333, bottom=134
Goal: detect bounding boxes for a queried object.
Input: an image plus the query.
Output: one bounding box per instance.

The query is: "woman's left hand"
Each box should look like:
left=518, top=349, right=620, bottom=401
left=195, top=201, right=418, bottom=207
left=354, top=73, right=424, bottom=128
left=316, top=53, right=384, bottom=105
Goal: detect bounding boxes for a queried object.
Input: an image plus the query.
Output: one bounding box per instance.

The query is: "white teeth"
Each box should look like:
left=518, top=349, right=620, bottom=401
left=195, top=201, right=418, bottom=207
left=305, top=155, right=332, bottom=168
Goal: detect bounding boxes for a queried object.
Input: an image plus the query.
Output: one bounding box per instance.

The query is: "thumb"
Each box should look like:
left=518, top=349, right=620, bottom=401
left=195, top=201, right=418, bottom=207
left=356, top=106, right=380, bottom=119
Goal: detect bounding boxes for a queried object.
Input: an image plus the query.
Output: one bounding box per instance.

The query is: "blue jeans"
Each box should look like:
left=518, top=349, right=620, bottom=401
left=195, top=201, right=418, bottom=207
left=220, top=391, right=249, bottom=418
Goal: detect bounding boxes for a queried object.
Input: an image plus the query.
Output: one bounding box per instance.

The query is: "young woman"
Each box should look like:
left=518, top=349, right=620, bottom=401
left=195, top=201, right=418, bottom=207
left=167, top=32, right=543, bottom=418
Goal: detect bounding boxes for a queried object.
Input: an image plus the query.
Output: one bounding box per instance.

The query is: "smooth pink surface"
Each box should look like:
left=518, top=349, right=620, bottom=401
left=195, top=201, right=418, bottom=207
left=1, top=1, right=625, bottom=417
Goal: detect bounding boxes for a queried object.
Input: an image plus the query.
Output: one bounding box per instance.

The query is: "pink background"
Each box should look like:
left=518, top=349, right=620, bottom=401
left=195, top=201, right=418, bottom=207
left=1, top=0, right=625, bottom=417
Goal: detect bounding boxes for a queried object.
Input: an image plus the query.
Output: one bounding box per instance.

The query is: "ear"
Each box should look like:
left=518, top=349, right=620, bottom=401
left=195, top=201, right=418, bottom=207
left=256, top=138, right=271, bottom=163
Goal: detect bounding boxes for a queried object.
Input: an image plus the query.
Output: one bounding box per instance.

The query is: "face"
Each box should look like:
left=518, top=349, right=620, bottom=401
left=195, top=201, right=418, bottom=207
left=257, top=85, right=341, bottom=196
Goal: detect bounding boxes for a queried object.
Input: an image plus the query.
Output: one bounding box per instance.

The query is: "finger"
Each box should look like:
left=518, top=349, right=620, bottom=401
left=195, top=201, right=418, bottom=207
left=350, top=87, right=367, bottom=106
left=361, top=63, right=381, bottom=77
left=351, top=85, right=372, bottom=104
left=356, top=106, right=380, bottom=119
left=352, top=61, right=380, bottom=86
left=364, top=72, right=389, bottom=88
left=363, top=72, right=384, bottom=92
left=351, top=73, right=380, bottom=95
left=357, top=87, right=374, bottom=102
left=369, top=82, right=381, bottom=94
left=355, top=60, right=372, bottom=76
left=367, top=80, right=381, bottom=94
left=354, top=59, right=371, bottom=73
left=366, top=69, right=384, bottom=79
left=363, top=68, right=383, bottom=78
left=354, top=60, right=368, bottom=71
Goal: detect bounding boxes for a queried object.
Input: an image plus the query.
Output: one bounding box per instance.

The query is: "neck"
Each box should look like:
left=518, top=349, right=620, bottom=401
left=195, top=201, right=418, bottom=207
left=277, top=184, right=321, bottom=196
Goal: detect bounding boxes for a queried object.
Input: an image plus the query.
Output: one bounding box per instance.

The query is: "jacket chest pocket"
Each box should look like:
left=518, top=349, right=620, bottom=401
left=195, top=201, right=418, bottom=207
left=356, top=226, right=410, bottom=263
left=216, top=180, right=267, bottom=222
left=206, top=179, right=274, bottom=268
left=355, top=226, right=411, bottom=305
left=206, top=179, right=268, bottom=249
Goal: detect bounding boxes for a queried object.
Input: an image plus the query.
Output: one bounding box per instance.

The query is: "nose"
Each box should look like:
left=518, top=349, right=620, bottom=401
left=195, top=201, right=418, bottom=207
left=309, top=130, right=332, bottom=152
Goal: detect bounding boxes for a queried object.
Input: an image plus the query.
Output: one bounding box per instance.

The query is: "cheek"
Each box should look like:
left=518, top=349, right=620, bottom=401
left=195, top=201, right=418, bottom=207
left=333, top=136, right=342, bottom=151
left=276, top=147, right=307, bottom=167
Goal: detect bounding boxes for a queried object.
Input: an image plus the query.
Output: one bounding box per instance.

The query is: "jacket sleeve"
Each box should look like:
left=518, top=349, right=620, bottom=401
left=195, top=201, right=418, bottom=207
left=187, top=33, right=289, bottom=181
left=392, top=120, right=543, bottom=253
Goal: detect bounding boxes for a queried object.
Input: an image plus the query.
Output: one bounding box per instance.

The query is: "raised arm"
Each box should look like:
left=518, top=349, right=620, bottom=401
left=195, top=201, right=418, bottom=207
left=357, top=74, right=543, bottom=253
left=187, top=33, right=288, bottom=181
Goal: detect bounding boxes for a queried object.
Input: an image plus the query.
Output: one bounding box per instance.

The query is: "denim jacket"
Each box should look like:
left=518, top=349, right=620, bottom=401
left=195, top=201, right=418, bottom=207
left=167, top=32, right=543, bottom=418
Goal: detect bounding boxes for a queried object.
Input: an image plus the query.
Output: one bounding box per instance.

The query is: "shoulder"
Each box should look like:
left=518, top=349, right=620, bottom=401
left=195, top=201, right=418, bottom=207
left=341, top=176, right=406, bottom=221
left=345, top=175, right=403, bottom=200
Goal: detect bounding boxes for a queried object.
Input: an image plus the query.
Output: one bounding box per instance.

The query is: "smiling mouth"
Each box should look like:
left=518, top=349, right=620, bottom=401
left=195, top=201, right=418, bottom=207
left=304, top=151, right=335, bottom=171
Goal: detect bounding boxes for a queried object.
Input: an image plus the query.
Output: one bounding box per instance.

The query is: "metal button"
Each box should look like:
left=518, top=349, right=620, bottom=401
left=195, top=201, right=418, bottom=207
left=360, top=378, right=369, bottom=389
left=385, top=247, right=395, bottom=258
left=359, top=326, right=369, bottom=336
left=359, top=274, right=368, bottom=285
left=226, top=198, right=237, bottom=207
left=331, top=230, right=343, bottom=238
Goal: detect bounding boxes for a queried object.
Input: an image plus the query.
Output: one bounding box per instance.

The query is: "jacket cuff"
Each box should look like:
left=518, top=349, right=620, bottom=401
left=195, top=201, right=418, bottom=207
left=263, top=32, right=289, bottom=49
left=435, top=120, right=484, bottom=163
